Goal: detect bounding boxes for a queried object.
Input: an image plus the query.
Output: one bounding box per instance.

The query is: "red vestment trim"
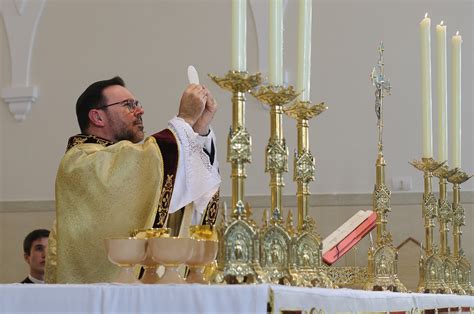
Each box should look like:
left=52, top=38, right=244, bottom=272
left=152, top=129, right=179, bottom=228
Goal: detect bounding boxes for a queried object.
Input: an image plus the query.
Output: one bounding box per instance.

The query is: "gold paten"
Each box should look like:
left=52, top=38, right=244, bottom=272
left=130, top=228, right=171, bottom=239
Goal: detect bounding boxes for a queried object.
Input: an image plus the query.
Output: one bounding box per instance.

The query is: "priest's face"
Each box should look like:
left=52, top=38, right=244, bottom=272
left=102, top=85, right=145, bottom=143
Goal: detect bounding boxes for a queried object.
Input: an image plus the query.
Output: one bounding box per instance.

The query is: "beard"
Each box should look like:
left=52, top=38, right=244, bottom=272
left=115, top=118, right=145, bottom=143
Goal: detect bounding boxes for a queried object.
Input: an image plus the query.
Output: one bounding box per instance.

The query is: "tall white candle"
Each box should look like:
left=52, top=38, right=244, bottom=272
left=436, top=21, right=447, bottom=162
left=420, top=14, right=433, bottom=158
left=296, top=0, right=312, bottom=101
left=451, top=31, right=462, bottom=168
left=269, top=0, right=283, bottom=85
left=232, top=0, right=247, bottom=71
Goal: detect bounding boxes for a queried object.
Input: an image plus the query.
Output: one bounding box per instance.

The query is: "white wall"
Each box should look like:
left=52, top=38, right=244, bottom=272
left=1, top=0, right=472, bottom=202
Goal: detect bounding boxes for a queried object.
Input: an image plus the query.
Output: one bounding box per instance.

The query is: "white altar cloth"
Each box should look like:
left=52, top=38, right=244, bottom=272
left=0, top=283, right=268, bottom=313
left=1, top=283, right=473, bottom=313
left=271, top=285, right=474, bottom=313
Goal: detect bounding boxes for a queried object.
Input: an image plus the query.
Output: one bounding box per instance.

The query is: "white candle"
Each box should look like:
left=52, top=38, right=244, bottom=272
left=296, top=0, right=312, bottom=101
left=436, top=21, right=447, bottom=162
left=269, top=0, right=283, bottom=85
left=232, top=0, right=247, bottom=71
left=420, top=14, right=433, bottom=158
left=223, top=202, right=228, bottom=221
left=451, top=31, right=462, bottom=168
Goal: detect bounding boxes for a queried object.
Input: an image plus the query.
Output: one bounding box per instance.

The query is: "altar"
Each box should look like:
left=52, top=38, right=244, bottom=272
left=1, top=284, right=473, bottom=313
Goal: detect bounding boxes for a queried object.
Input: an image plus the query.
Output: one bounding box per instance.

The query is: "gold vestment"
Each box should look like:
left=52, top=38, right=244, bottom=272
left=46, top=136, right=165, bottom=283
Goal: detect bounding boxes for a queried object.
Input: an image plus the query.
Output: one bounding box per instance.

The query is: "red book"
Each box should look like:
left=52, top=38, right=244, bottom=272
left=322, top=210, right=377, bottom=265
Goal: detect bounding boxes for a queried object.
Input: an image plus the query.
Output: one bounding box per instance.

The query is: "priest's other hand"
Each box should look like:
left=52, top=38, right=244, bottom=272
left=178, top=84, right=207, bottom=127
left=193, top=85, right=218, bottom=136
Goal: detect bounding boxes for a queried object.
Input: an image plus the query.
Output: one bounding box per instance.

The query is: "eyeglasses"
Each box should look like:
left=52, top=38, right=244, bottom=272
left=97, top=99, right=142, bottom=112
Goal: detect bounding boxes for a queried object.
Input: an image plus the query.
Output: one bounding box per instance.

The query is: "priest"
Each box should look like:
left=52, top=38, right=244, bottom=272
left=45, top=76, right=221, bottom=283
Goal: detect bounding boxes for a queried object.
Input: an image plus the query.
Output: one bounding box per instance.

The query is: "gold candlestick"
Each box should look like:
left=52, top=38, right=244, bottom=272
left=209, top=71, right=262, bottom=210
left=252, top=85, right=299, bottom=212
left=284, top=100, right=327, bottom=229
left=433, top=165, right=461, bottom=294
left=410, top=157, right=449, bottom=293
left=447, top=169, right=473, bottom=295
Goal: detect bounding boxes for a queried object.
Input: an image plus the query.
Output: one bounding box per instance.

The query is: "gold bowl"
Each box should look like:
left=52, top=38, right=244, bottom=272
left=189, top=225, right=217, bottom=241
left=130, top=227, right=171, bottom=239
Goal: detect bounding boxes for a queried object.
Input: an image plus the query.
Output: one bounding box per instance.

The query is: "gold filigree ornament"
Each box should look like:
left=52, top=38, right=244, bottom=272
left=409, top=158, right=446, bottom=173
left=214, top=201, right=268, bottom=284
left=284, top=101, right=327, bottom=121
left=325, top=266, right=368, bottom=289
left=251, top=85, right=299, bottom=106
left=208, top=71, right=262, bottom=93
left=266, top=138, right=288, bottom=173
left=228, top=126, right=251, bottom=163
left=456, top=251, right=473, bottom=295
left=374, top=183, right=391, bottom=215
left=294, top=149, right=315, bottom=183
left=292, top=216, right=334, bottom=288
left=420, top=250, right=451, bottom=293
left=366, top=243, right=407, bottom=292
left=260, top=208, right=292, bottom=284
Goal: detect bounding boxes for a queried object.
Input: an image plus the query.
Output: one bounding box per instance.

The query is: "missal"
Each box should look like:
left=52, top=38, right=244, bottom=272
left=322, top=210, right=377, bottom=265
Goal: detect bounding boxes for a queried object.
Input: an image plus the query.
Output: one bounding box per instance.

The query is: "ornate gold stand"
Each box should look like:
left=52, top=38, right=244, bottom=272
left=365, top=43, right=406, bottom=292
left=252, top=85, right=299, bottom=212
left=433, top=166, right=459, bottom=294
left=410, top=158, right=449, bottom=293
left=214, top=201, right=268, bottom=284
left=209, top=71, right=262, bottom=210
left=284, top=100, right=327, bottom=229
left=447, top=169, right=473, bottom=295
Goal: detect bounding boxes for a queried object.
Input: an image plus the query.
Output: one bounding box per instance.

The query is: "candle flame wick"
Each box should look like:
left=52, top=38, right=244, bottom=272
left=456, top=31, right=459, bottom=36
left=440, top=20, right=444, bottom=26
left=424, top=12, right=428, bottom=18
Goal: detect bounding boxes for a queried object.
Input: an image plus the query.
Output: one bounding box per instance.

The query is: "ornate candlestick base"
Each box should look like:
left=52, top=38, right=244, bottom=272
left=447, top=169, right=473, bottom=295
left=214, top=201, right=268, bottom=284
left=410, top=158, right=450, bottom=293
left=290, top=216, right=334, bottom=288
left=365, top=233, right=407, bottom=292
left=365, top=155, right=406, bottom=292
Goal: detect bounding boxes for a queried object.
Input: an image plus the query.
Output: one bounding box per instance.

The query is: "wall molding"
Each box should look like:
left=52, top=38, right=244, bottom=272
left=1, top=191, right=472, bottom=213
left=0, top=0, right=45, bottom=121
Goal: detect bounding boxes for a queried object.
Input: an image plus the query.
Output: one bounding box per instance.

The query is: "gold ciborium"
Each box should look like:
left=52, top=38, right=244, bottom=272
left=104, top=237, right=147, bottom=284
left=131, top=228, right=171, bottom=284
left=149, top=237, right=194, bottom=284
left=187, top=225, right=219, bottom=284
